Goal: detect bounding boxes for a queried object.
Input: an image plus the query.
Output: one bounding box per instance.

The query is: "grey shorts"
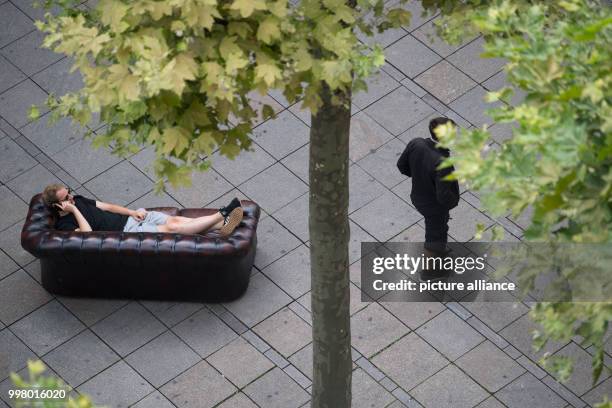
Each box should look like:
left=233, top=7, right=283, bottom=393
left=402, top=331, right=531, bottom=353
left=123, top=209, right=169, bottom=233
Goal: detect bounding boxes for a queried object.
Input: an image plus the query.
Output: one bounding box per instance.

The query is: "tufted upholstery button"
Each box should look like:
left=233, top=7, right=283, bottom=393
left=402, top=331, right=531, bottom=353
left=20, top=194, right=261, bottom=302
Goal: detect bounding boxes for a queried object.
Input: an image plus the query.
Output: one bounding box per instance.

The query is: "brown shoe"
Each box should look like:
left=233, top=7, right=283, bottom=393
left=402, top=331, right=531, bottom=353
left=219, top=207, right=243, bottom=237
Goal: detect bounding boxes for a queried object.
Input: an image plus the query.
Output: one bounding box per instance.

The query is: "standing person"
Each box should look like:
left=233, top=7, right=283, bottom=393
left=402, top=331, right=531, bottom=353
left=397, top=117, right=460, bottom=281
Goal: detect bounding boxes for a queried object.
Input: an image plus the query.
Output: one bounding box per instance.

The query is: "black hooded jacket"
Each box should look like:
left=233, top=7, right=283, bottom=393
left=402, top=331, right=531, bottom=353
left=396, top=137, right=460, bottom=214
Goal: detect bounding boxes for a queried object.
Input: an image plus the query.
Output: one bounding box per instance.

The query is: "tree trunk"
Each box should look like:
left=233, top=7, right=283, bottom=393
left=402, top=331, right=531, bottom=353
left=310, top=83, right=352, bottom=408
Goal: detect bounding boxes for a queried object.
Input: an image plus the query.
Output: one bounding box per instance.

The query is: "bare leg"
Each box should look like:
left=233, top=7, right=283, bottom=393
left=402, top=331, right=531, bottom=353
left=158, top=213, right=224, bottom=234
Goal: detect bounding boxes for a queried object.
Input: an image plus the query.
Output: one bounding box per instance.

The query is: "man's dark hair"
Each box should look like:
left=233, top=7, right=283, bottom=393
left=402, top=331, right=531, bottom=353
left=429, top=117, right=457, bottom=141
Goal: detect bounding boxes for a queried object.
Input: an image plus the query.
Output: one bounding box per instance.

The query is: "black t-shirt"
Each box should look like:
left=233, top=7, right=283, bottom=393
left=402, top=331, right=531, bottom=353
left=55, top=196, right=129, bottom=232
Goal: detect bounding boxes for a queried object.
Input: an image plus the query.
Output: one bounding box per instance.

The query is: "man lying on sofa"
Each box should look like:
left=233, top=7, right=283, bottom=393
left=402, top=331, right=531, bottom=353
left=41, top=183, right=243, bottom=237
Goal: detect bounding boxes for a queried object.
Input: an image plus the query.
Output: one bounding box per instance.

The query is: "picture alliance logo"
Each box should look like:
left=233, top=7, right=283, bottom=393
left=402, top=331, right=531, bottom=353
left=371, top=253, right=488, bottom=275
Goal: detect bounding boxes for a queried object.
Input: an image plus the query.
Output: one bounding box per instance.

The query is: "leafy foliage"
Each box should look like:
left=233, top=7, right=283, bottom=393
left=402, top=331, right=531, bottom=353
left=32, top=0, right=410, bottom=191
left=10, top=360, right=100, bottom=408
left=428, top=0, right=612, bottom=391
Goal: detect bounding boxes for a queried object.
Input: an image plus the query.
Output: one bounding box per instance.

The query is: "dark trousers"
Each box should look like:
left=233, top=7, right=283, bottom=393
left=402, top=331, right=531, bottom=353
left=422, top=211, right=450, bottom=253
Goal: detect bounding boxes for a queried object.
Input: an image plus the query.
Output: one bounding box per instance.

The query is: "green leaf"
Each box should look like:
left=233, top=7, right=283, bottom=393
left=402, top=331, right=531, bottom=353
left=162, top=127, right=191, bottom=155
left=229, top=0, right=266, bottom=18
left=257, top=17, right=281, bottom=44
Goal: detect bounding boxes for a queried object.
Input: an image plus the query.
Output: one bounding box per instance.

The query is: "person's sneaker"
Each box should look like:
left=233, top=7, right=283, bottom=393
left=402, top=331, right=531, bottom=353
left=219, top=207, right=244, bottom=237
left=219, top=197, right=241, bottom=218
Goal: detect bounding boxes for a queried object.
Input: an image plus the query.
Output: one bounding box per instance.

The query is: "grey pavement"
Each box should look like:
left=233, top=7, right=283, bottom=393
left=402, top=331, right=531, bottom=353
left=0, top=1, right=610, bottom=407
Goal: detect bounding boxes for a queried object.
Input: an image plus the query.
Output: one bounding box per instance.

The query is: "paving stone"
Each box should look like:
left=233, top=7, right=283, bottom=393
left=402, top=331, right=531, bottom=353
left=356, top=138, right=407, bottom=188
left=254, top=307, right=312, bottom=357
left=0, top=188, right=26, bottom=233
left=84, top=161, right=153, bottom=205
left=10, top=0, right=62, bottom=20
left=385, top=35, right=441, bottom=78
left=126, top=331, right=200, bottom=388
left=78, top=361, right=154, bottom=408
left=0, top=362, right=66, bottom=408
left=240, top=163, right=308, bottom=214
left=348, top=164, right=388, bottom=214
left=541, top=375, right=586, bottom=408
left=0, top=79, right=48, bottom=129
left=289, top=343, right=312, bottom=380
left=446, top=198, right=494, bottom=241
left=217, top=393, right=258, bottom=408
left=244, top=367, right=310, bottom=408
left=272, top=193, right=309, bottom=242
left=550, top=342, right=609, bottom=396
left=415, top=61, right=476, bottom=104
left=352, top=368, right=395, bottom=408
left=353, top=70, right=401, bottom=110
left=288, top=102, right=311, bottom=127
left=0, top=56, right=25, bottom=94
left=128, top=190, right=182, bottom=210
left=0, top=269, right=52, bottom=325
left=31, top=57, right=84, bottom=97
left=10, top=299, right=84, bottom=356
left=0, top=3, right=33, bottom=48
left=372, top=333, right=448, bottom=391
left=482, top=70, right=527, bottom=106
left=239, top=91, right=284, bottom=128
left=166, top=167, right=233, bottom=208
left=390, top=222, right=426, bottom=243
left=448, top=37, right=506, bottom=83
left=582, top=377, right=612, bottom=407
left=412, top=18, right=477, bottom=58
left=262, top=245, right=310, bottom=299
left=349, top=220, right=377, bottom=265
left=349, top=111, right=395, bottom=162
left=0, top=136, right=34, bottom=183
left=381, top=62, right=406, bottom=82
left=43, top=329, right=119, bottom=387
left=449, top=85, right=503, bottom=127
left=264, top=347, right=290, bottom=368
left=171, top=307, right=237, bottom=358
left=0, top=251, right=19, bottom=281
left=127, top=146, right=158, bottom=180
left=365, top=86, right=435, bottom=136
left=380, top=376, right=398, bottom=392
left=395, top=0, right=437, bottom=32
left=463, top=298, right=528, bottom=332
left=132, top=391, right=175, bottom=408
left=412, top=364, right=488, bottom=408
left=224, top=272, right=292, bottom=327
left=1, top=30, right=62, bottom=76
left=356, top=8, right=407, bottom=49
left=280, top=143, right=309, bottom=185
left=0, top=329, right=36, bottom=381
left=488, top=121, right=518, bottom=144
left=284, top=364, right=311, bottom=389
left=161, top=360, right=237, bottom=408
left=56, top=296, right=128, bottom=327
left=499, top=314, right=568, bottom=362
left=251, top=110, right=309, bottom=160
left=91, top=302, right=166, bottom=357
left=212, top=141, right=275, bottom=186
left=207, top=336, right=273, bottom=388
left=351, top=303, right=409, bottom=358
left=396, top=113, right=438, bottom=145
left=351, top=190, right=422, bottom=242
left=495, top=372, right=567, bottom=408
left=51, top=138, right=122, bottom=183
left=515, top=355, right=547, bottom=380
left=380, top=298, right=445, bottom=330
left=6, top=164, right=62, bottom=202
left=139, top=301, right=203, bottom=328
left=416, top=309, right=484, bottom=361
left=456, top=340, right=525, bottom=392
left=476, top=397, right=506, bottom=408
left=253, top=216, right=302, bottom=269
left=466, top=316, right=509, bottom=349
left=0, top=222, right=35, bottom=266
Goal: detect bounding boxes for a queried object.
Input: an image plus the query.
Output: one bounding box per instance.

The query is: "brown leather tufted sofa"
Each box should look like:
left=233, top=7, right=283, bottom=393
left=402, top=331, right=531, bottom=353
left=21, top=194, right=260, bottom=302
